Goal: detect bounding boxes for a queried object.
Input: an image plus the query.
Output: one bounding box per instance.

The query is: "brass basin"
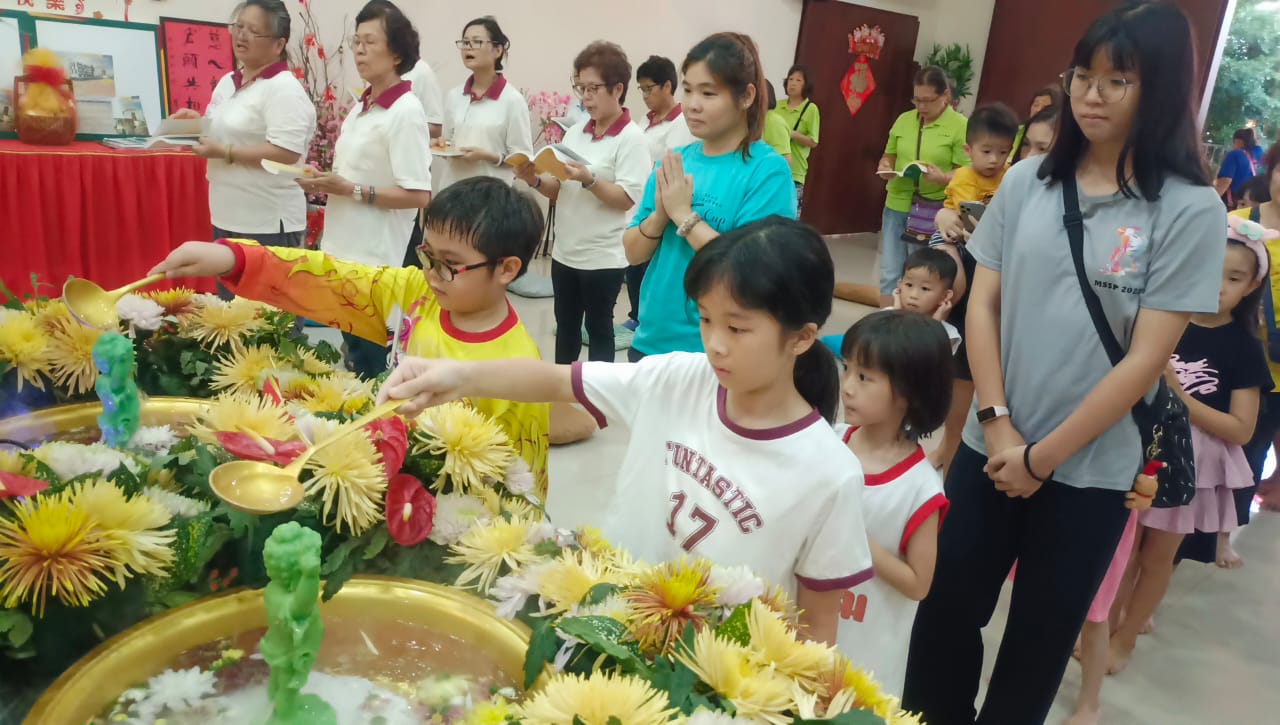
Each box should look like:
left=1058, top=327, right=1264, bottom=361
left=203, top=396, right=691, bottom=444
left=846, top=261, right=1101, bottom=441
left=23, top=576, right=532, bottom=724
left=0, top=397, right=208, bottom=445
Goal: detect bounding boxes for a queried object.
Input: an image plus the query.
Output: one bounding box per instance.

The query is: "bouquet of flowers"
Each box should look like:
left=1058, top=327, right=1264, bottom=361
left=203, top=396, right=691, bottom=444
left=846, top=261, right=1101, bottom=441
left=449, top=531, right=921, bottom=724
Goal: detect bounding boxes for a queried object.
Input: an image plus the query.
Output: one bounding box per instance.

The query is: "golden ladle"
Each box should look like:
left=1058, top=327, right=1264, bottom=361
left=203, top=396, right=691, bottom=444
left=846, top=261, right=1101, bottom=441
left=62, top=273, right=167, bottom=330
left=209, top=399, right=406, bottom=516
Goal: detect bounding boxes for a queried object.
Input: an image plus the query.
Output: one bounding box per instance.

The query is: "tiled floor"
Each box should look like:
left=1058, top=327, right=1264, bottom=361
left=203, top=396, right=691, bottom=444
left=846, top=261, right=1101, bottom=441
left=519, top=235, right=1278, bottom=724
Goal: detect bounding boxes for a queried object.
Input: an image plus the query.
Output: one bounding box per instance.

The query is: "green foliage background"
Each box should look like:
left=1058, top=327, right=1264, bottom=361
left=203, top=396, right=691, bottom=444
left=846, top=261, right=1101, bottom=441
left=1204, top=0, right=1280, bottom=146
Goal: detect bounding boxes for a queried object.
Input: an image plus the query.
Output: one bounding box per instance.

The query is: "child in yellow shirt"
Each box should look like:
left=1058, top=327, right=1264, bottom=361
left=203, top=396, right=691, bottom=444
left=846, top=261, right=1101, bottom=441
left=149, top=177, right=551, bottom=495
left=934, top=103, right=1020, bottom=243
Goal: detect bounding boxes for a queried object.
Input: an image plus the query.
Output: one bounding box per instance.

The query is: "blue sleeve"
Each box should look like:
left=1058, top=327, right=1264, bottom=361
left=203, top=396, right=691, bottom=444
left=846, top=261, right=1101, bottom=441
left=627, top=163, right=659, bottom=229
left=1218, top=151, right=1241, bottom=180
left=733, top=153, right=799, bottom=225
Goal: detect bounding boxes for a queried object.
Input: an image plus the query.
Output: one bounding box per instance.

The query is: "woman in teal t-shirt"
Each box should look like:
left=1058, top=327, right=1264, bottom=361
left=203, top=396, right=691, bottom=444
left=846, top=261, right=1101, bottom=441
left=623, top=32, right=797, bottom=361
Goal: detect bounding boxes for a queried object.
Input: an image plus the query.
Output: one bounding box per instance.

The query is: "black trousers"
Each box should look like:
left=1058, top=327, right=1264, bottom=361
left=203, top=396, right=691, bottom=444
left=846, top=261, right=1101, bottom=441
left=551, top=260, right=624, bottom=364
left=903, top=443, right=1129, bottom=725
left=343, top=331, right=390, bottom=380
left=625, top=261, right=649, bottom=322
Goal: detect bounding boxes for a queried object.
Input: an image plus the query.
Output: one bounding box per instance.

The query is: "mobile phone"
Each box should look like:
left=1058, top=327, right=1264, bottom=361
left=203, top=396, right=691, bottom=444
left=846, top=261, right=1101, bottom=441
left=959, top=201, right=987, bottom=221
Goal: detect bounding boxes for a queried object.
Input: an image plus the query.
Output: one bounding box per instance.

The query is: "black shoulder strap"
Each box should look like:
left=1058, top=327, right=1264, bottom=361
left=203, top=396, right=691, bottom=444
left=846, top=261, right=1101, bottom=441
left=792, top=101, right=812, bottom=131
left=1063, top=174, right=1126, bottom=366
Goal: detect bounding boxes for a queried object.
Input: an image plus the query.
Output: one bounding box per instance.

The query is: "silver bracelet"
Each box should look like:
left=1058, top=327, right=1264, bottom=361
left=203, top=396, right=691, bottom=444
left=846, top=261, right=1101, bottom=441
left=583, top=174, right=598, bottom=191
left=676, top=212, right=702, bottom=238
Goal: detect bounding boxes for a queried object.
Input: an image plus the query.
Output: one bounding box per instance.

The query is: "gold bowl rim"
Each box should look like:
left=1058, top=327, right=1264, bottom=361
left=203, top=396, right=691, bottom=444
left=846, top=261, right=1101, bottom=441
left=0, top=396, right=210, bottom=445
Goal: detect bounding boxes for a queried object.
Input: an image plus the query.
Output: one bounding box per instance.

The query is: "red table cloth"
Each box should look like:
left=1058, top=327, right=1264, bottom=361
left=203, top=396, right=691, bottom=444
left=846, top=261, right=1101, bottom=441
left=0, top=140, right=216, bottom=298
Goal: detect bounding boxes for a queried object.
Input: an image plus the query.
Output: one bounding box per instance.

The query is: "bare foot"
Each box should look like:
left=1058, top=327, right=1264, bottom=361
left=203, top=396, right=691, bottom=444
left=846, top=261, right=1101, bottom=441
left=1107, top=637, right=1135, bottom=675
left=1065, top=704, right=1101, bottom=725
left=1139, top=617, right=1155, bottom=635
left=1215, top=533, right=1244, bottom=569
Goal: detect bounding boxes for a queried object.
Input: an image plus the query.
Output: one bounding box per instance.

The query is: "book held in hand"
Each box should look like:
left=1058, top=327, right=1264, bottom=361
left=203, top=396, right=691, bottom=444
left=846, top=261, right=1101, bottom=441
left=876, top=161, right=928, bottom=181
left=504, top=144, right=589, bottom=181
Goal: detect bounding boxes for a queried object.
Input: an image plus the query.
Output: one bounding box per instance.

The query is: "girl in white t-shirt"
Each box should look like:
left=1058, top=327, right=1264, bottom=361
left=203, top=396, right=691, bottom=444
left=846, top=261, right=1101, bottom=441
left=833, top=309, right=953, bottom=695
left=381, top=216, right=872, bottom=644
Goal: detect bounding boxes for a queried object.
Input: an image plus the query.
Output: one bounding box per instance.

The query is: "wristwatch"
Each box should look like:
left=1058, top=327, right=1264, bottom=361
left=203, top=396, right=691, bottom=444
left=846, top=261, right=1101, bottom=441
left=352, top=184, right=363, bottom=202
left=976, top=405, right=1010, bottom=424
left=582, top=174, right=598, bottom=190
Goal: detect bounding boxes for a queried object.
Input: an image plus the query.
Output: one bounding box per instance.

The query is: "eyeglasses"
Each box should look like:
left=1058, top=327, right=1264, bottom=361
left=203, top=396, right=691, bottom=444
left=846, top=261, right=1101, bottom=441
left=1061, top=68, right=1134, bottom=104
left=349, top=35, right=382, bottom=50
left=638, top=83, right=658, bottom=97
left=228, top=23, right=273, bottom=40
left=571, top=81, right=609, bottom=99
left=911, top=95, right=943, bottom=106
left=415, top=247, right=501, bottom=282
left=456, top=39, right=497, bottom=50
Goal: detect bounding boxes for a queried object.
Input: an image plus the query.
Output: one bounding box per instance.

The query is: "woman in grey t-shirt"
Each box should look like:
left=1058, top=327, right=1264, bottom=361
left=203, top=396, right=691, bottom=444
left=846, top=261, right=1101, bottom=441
left=902, top=3, right=1226, bottom=723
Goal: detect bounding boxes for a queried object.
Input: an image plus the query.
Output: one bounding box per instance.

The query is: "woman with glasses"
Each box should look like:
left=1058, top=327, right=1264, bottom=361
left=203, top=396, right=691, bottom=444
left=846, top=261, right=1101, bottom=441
left=774, top=64, right=820, bottom=214
left=296, top=0, right=433, bottom=378
left=516, top=42, right=651, bottom=364
left=875, top=66, right=969, bottom=307
left=173, top=0, right=315, bottom=264
left=903, top=3, right=1225, bottom=722
left=433, top=17, right=533, bottom=193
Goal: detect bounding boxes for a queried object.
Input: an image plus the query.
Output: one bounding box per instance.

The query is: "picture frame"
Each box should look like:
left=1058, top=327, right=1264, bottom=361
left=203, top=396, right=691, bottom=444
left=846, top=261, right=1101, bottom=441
left=158, top=17, right=235, bottom=116
left=0, top=10, right=37, bottom=140
left=29, top=13, right=165, bottom=140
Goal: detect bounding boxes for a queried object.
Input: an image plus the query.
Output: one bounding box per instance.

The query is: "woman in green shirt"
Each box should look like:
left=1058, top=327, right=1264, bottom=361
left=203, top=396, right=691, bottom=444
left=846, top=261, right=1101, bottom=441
left=774, top=64, right=820, bottom=213
left=763, top=80, right=791, bottom=165
left=875, top=66, right=969, bottom=306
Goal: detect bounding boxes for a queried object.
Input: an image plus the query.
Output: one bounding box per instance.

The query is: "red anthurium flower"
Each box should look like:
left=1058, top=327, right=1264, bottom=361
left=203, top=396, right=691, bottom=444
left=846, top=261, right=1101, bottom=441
left=365, top=416, right=408, bottom=478
left=215, top=432, right=309, bottom=466
left=0, top=471, right=49, bottom=499
left=385, top=474, right=435, bottom=546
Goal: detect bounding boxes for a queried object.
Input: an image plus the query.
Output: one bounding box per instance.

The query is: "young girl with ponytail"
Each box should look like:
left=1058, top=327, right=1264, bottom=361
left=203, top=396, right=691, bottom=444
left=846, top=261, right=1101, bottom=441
left=622, top=32, right=798, bottom=361
left=380, top=216, right=872, bottom=644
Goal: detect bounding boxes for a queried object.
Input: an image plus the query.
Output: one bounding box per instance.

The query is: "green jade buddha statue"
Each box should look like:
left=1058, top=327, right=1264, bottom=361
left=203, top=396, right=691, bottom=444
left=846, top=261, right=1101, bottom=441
left=260, top=522, right=336, bottom=725
left=92, top=332, right=140, bottom=448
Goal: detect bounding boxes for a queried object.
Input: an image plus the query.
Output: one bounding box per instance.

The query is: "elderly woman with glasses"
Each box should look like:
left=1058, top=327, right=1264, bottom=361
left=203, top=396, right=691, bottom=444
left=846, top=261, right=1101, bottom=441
left=515, top=41, right=651, bottom=364
left=295, top=0, right=433, bottom=378
left=173, top=0, right=316, bottom=258
left=875, top=65, right=969, bottom=307
left=433, top=16, right=533, bottom=192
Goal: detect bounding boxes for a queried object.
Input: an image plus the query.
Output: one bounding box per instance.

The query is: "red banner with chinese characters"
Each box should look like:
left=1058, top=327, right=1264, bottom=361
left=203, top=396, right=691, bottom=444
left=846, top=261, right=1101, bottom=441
left=159, top=18, right=234, bottom=115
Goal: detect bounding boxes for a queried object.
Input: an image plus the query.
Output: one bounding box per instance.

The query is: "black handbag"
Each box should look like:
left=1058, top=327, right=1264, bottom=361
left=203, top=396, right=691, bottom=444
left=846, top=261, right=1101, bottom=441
left=1062, top=175, right=1196, bottom=508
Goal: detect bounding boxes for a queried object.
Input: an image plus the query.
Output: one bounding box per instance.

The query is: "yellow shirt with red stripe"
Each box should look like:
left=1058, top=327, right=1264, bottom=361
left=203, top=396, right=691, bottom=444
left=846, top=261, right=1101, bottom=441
left=221, top=240, right=550, bottom=494
left=943, top=165, right=1006, bottom=212
left=1229, top=207, right=1280, bottom=392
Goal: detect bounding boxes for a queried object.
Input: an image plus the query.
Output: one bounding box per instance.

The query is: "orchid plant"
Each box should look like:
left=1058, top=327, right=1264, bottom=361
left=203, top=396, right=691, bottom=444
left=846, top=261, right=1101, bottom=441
left=525, top=89, right=574, bottom=146
left=289, top=0, right=353, bottom=206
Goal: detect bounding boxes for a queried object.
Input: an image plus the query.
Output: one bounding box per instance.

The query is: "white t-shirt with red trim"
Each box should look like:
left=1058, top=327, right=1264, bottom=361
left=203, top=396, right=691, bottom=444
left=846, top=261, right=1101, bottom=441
left=571, top=352, right=874, bottom=597
left=832, top=424, right=948, bottom=696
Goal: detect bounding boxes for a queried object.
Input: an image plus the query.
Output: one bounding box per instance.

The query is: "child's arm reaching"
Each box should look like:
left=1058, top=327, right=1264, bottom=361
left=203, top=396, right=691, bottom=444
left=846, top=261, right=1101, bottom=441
left=1164, top=363, right=1259, bottom=446
left=379, top=357, right=576, bottom=415
left=868, top=512, right=941, bottom=602
left=795, top=587, right=842, bottom=646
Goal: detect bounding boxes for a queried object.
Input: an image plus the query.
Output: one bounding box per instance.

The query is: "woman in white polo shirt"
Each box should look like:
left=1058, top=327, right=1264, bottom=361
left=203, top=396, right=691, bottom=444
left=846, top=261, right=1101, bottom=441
left=434, top=17, right=533, bottom=193
left=516, top=42, right=651, bottom=363
left=297, top=0, right=432, bottom=378
left=175, top=0, right=315, bottom=253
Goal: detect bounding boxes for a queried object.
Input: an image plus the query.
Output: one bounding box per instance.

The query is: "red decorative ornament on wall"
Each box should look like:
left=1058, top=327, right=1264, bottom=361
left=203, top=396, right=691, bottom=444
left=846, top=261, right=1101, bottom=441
left=840, top=24, right=886, bottom=118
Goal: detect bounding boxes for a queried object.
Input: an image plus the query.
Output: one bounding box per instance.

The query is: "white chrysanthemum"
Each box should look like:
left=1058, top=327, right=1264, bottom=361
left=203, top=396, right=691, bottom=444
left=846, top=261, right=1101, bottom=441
left=527, top=520, right=557, bottom=545
left=428, top=492, right=490, bottom=546
left=488, top=562, right=548, bottom=620
left=126, top=426, right=180, bottom=456
left=504, top=456, right=536, bottom=495
left=116, top=294, right=165, bottom=336
left=135, top=667, right=216, bottom=720
left=575, top=592, right=629, bottom=622
left=709, top=564, right=767, bottom=608
left=29, top=442, right=143, bottom=481
left=143, top=486, right=211, bottom=518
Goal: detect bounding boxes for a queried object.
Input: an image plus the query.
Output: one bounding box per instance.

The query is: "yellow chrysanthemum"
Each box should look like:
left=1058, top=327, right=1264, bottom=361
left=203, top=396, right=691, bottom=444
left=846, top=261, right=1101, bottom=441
left=624, top=557, right=719, bottom=654
left=190, top=392, right=294, bottom=447
left=182, top=297, right=266, bottom=349
left=500, top=495, right=538, bottom=519
left=0, top=448, right=30, bottom=475
left=279, top=373, right=319, bottom=401
left=42, top=307, right=102, bottom=395
left=210, top=344, right=279, bottom=395
left=676, top=628, right=793, bottom=725
left=0, top=492, right=115, bottom=616
left=811, top=654, right=898, bottom=720
left=517, top=671, right=676, bottom=725
left=143, top=287, right=195, bottom=315
left=536, top=548, right=630, bottom=615
left=147, top=466, right=178, bottom=492
left=460, top=696, right=517, bottom=725
left=303, top=419, right=387, bottom=535
left=758, top=582, right=801, bottom=625
left=414, top=402, right=515, bottom=492
left=293, top=347, right=334, bottom=376
left=70, top=480, right=174, bottom=584
left=747, top=599, right=836, bottom=688
left=300, top=374, right=373, bottom=416
left=448, top=514, right=540, bottom=592
left=576, top=526, right=614, bottom=557
left=0, top=311, right=52, bottom=391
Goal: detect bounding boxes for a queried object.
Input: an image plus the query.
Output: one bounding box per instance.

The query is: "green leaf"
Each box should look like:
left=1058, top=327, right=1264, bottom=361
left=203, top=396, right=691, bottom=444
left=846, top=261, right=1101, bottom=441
left=524, top=618, right=559, bottom=689
left=715, top=603, right=751, bottom=647
left=580, top=582, right=620, bottom=608
left=607, top=718, right=622, bottom=725
left=650, top=658, right=697, bottom=714
left=362, top=526, right=390, bottom=560
left=0, top=278, right=25, bottom=309
left=572, top=718, right=587, bottom=725
left=0, top=609, right=34, bottom=649
left=556, top=616, right=649, bottom=676
left=321, top=536, right=365, bottom=576
left=795, top=710, right=886, bottom=725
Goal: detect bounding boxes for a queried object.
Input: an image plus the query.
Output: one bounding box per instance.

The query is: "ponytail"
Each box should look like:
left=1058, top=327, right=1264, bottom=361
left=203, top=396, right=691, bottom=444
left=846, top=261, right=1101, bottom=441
left=795, top=343, right=840, bottom=423
left=683, top=32, right=767, bottom=159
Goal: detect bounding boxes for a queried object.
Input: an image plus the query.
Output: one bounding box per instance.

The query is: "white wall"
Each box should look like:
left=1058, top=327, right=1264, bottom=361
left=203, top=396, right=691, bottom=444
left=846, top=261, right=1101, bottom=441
left=44, top=0, right=993, bottom=117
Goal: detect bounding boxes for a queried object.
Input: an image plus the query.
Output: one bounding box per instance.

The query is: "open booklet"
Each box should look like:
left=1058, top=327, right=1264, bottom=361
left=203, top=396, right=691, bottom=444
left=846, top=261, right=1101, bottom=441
left=100, top=117, right=207, bottom=149
left=503, top=144, right=589, bottom=181
left=876, top=161, right=928, bottom=181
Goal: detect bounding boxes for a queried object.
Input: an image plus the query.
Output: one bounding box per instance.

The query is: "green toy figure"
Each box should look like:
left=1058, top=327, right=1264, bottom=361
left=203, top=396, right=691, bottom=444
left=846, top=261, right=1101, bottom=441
left=260, top=522, right=336, bottom=725
left=92, top=332, right=141, bottom=448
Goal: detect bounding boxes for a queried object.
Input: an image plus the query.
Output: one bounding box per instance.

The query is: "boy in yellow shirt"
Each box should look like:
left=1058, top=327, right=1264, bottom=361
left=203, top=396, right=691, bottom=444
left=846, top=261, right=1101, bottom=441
left=934, top=103, right=1020, bottom=243
left=150, top=177, right=551, bottom=495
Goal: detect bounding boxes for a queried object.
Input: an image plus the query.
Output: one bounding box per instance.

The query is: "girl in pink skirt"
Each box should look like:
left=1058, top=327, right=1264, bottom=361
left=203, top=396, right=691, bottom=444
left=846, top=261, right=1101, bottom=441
left=1110, top=215, right=1276, bottom=674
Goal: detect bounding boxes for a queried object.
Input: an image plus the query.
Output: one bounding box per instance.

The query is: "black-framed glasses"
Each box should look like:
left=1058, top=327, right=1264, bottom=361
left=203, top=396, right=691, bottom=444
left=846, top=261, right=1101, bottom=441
left=1061, top=68, right=1134, bottom=104
left=228, top=23, right=273, bottom=40
left=456, top=39, right=497, bottom=50
left=416, top=247, right=501, bottom=281
left=637, top=83, right=658, bottom=97
left=571, top=81, right=609, bottom=99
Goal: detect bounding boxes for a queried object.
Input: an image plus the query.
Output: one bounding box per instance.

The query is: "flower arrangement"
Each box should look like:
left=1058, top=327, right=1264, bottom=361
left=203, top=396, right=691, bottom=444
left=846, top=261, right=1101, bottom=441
left=525, top=89, right=573, bottom=146
left=0, top=282, right=341, bottom=416
left=448, top=529, right=920, bottom=724
left=290, top=0, right=353, bottom=205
